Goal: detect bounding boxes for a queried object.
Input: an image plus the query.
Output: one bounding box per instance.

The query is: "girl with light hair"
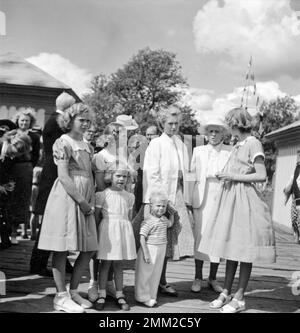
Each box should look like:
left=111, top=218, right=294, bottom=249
left=38, top=102, right=98, bottom=313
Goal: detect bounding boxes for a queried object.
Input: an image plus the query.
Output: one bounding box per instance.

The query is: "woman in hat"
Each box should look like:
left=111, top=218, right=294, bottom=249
left=9, top=108, right=40, bottom=242
left=189, top=118, right=232, bottom=294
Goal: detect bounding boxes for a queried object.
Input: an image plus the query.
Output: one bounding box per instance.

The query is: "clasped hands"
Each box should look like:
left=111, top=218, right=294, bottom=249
left=79, top=200, right=95, bottom=216
left=215, top=172, right=236, bottom=182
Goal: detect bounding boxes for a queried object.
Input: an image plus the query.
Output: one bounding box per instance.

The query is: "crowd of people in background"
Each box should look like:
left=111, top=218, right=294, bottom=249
left=0, top=91, right=279, bottom=313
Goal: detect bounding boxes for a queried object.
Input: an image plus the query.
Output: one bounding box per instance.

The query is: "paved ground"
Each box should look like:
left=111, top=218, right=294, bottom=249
left=0, top=224, right=299, bottom=313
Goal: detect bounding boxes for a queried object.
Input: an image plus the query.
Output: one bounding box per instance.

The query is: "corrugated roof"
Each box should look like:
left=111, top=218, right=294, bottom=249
left=0, top=52, right=70, bottom=89
left=265, top=120, right=300, bottom=138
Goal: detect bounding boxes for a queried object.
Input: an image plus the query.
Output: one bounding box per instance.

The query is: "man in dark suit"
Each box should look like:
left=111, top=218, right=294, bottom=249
left=29, top=92, right=76, bottom=276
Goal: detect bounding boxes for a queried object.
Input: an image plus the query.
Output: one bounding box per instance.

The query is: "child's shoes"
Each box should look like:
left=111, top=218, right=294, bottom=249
left=220, top=298, right=246, bottom=313
left=209, top=292, right=232, bottom=309
left=53, top=293, right=85, bottom=313
left=115, top=294, right=130, bottom=311
left=70, top=290, right=93, bottom=309
left=191, top=279, right=202, bottom=293
left=94, top=297, right=106, bottom=311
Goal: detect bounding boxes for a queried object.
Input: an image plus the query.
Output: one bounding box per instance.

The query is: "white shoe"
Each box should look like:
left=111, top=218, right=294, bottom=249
left=207, top=279, right=223, bottom=293
left=88, top=283, right=99, bottom=302
left=11, top=236, right=19, bottom=245
left=143, top=299, right=157, bottom=307
left=191, top=279, right=202, bottom=293
left=220, top=298, right=246, bottom=313
left=70, top=291, right=93, bottom=309
left=53, top=294, right=85, bottom=313
left=106, top=280, right=116, bottom=298
left=209, top=292, right=232, bottom=309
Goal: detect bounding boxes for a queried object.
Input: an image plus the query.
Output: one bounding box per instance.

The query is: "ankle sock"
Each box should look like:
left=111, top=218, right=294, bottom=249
left=99, top=289, right=106, bottom=298
left=116, top=291, right=124, bottom=299
left=57, top=291, right=69, bottom=297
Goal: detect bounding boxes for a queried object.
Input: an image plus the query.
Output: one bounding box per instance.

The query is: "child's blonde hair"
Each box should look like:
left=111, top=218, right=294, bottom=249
left=149, top=188, right=169, bottom=204
left=225, top=107, right=257, bottom=133
left=61, top=103, right=94, bottom=131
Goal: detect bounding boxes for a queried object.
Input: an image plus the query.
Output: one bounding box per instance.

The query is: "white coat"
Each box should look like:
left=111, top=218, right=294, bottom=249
left=190, top=144, right=232, bottom=209
left=143, top=133, right=190, bottom=205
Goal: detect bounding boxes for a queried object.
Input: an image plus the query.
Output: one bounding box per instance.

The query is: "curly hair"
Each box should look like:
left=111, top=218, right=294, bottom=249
left=2, top=131, right=32, bottom=158
left=60, top=103, right=93, bottom=132
left=225, top=107, right=257, bottom=133
left=157, top=104, right=182, bottom=129
left=13, top=108, right=37, bottom=129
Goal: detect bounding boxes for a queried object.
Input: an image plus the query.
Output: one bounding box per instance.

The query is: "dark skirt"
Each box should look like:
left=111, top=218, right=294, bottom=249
left=9, top=162, right=33, bottom=226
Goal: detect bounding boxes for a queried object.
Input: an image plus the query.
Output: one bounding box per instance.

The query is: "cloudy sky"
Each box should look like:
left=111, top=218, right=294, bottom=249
left=1, top=0, right=300, bottom=122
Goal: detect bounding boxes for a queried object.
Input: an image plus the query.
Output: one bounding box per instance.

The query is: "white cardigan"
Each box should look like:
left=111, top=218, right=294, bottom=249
left=190, top=144, right=232, bottom=209
left=142, top=133, right=190, bottom=205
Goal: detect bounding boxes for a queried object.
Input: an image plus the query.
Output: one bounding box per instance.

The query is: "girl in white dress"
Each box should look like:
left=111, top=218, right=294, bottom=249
left=94, top=160, right=136, bottom=311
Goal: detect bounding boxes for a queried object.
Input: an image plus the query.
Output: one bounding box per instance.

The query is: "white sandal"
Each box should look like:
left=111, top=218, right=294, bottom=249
left=209, top=292, right=231, bottom=309
left=220, top=298, right=246, bottom=313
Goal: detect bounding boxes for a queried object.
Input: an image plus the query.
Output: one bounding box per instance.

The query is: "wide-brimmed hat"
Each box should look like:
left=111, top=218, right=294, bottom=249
left=198, top=117, right=228, bottom=135
left=110, top=115, right=139, bottom=131
left=0, top=119, right=17, bottom=131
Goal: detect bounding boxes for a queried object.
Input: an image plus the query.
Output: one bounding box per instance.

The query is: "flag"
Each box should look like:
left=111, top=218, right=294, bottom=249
left=0, top=11, right=6, bottom=36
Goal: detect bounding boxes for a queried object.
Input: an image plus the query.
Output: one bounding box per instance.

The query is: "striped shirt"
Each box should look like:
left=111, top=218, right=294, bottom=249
left=140, top=215, right=172, bottom=245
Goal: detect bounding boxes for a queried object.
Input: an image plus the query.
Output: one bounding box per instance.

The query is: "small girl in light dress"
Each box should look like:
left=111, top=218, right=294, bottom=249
left=38, top=103, right=98, bottom=313
left=199, top=107, right=276, bottom=313
left=94, top=160, right=136, bottom=311
left=135, top=189, right=173, bottom=307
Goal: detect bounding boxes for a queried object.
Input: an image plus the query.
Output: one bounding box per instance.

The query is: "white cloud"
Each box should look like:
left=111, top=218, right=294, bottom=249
left=193, top=0, right=300, bottom=78
left=26, top=53, right=93, bottom=97
left=180, top=81, right=299, bottom=124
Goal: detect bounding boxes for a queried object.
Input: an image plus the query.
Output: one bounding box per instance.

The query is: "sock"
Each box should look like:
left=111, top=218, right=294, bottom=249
left=89, top=280, right=98, bottom=287
left=57, top=291, right=68, bottom=297
left=116, top=291, right=124, bottom=299
left=69, top=289, right=78, bottom=296
left=99, top=289, right=106, bottom=298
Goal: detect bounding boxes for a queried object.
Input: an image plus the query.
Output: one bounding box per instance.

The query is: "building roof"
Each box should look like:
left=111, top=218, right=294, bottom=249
left=265, top=120, right=300, bottom=143
left=0, top=52, right=70, bottom=90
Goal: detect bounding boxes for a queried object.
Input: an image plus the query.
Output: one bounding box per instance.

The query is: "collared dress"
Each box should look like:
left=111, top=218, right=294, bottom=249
left=191, top=143, right=231, bottom=262
left=198, top=136, right=276, bottom=263
left=38, top=134, right=98, bottom=252
left=95, top=188, right=136, bottom=260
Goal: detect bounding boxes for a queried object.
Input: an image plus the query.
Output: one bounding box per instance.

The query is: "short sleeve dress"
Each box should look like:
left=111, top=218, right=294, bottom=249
left=38, top=134, right=98, bottom=252
left=95, top=188, right=136, bottom=260
left=198, top=136, right=276, bottom=264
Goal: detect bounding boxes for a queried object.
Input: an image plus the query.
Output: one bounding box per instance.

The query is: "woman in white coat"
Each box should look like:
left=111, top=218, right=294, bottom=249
left=142, top=104, right=194, bottom=296
left=190, top=118, right=232, bottom=293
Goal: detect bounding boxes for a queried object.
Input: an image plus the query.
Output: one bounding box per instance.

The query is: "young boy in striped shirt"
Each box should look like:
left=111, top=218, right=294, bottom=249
left=135, top=189, right=174, bottom=307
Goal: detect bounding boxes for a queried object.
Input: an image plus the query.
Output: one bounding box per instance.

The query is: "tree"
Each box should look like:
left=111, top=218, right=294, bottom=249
left=256, top=96, right=299, bottom=180
left=84, top=48, right=198, bottom=134
left=83, top=75, right=121, bottom=132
